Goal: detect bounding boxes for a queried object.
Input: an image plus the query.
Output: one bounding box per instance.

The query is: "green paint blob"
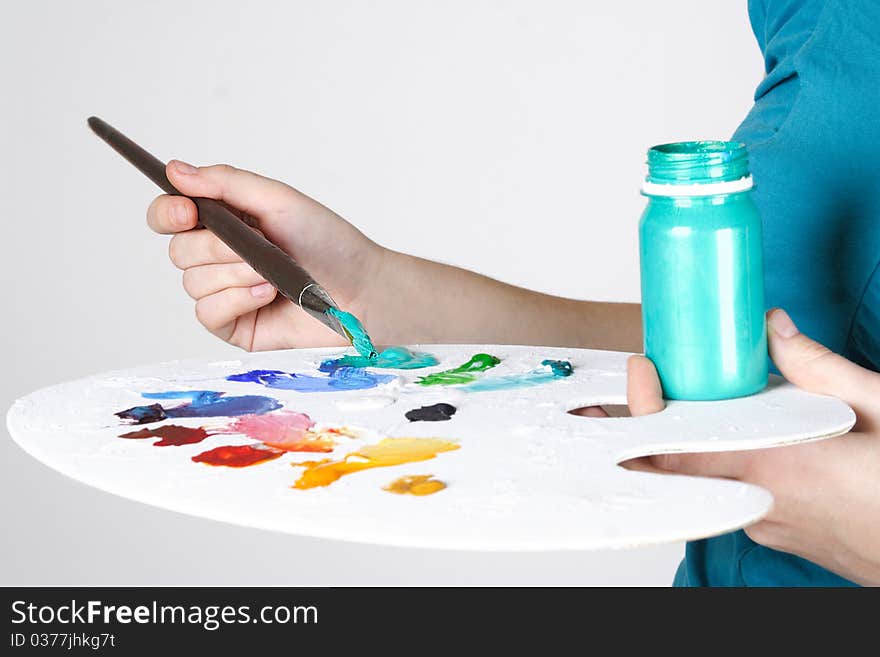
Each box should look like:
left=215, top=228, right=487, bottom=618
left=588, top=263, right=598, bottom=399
left=416, top=353, right=501, bottom=386
left=326, top=308, right=377, bottom=359
left=325, top=346, right=438, bottom=370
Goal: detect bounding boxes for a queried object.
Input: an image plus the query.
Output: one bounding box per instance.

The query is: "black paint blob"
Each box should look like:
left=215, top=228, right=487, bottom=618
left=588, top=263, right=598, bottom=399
left=405, top=403, right=457, bottom=422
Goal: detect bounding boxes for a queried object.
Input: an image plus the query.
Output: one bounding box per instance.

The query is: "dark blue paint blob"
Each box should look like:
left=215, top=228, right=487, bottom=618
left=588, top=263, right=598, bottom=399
left=115, top=402, right=167, bottom=424
left=116, top=390, right=282, bottom=425
left=227, top=367, right=395, bottom=392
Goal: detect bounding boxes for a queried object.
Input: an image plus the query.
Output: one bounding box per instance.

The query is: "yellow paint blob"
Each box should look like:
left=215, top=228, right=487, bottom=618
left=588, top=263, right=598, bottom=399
left=383, top=475, right=447, bottom=496
left=292, top=438, right=459, bottom=490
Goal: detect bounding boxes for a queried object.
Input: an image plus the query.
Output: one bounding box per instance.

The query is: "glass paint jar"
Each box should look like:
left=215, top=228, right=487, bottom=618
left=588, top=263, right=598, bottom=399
left=639, top=141, right=767, bottom=400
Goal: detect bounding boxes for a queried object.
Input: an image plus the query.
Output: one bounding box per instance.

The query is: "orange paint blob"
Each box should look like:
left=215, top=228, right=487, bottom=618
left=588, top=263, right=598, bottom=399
left=294, top=458, right=333, bottom=468
left=263, top=431, right=336, bottom=453
left=266, top=426, right=356, bottom=452
left=319, top=426, right=357, bottom=438
left=192, top=444, right=283, bottom=467
left=383, top=474, right=447, bottom=496
left=292, top=438, right=459, bottom=490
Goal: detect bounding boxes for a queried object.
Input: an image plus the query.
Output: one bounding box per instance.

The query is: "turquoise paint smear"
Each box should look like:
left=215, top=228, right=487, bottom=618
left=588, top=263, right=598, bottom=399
left=227, top=367, right=395, bottom=392
left=462, top=359, right=573, bottom=392
left=321, top=345, right=438, bottom=371
left=326, top=308, right=378, bottom=359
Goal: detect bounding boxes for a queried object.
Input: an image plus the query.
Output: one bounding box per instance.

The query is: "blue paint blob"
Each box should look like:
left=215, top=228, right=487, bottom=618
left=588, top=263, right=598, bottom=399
left=226, top=369, right=285, bottom=383
left=320, top=345, right=438, bottom=371
left=116, top=390, right=282, bottom=424
left=463, top=359, right=573, bottom=392
left=227, top=367, right=395, bottom=392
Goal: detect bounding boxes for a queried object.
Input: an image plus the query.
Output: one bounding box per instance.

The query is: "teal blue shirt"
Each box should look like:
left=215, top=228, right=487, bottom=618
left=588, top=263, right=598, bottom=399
left=675, top=0, right=880, bottom=587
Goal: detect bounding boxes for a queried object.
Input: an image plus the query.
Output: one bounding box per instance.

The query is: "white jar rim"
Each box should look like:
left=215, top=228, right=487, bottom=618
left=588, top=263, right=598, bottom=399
left=641, top=175, right=753, bottom=197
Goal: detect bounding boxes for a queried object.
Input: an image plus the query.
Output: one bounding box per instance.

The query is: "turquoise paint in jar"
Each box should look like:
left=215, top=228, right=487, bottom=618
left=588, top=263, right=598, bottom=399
left=639, top=141, right=767, bottom=400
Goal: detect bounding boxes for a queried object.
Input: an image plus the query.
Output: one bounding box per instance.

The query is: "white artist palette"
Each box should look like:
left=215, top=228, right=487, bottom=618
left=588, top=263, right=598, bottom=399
left=6, top=345, right=854, bottom=550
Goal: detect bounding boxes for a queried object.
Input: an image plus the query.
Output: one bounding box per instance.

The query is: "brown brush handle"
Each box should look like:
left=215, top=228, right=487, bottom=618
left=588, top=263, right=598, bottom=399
left=87, top=116, right=347, bottom=338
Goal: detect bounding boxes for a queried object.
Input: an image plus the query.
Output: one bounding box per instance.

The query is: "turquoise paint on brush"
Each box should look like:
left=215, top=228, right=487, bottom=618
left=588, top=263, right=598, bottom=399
left=463, top=359, right=572, bottom=392
left=326, top=308, right=378, bottom=359
left=640, top=141, right=768, bottom=400
left=321, top=346, right=438, bottom=370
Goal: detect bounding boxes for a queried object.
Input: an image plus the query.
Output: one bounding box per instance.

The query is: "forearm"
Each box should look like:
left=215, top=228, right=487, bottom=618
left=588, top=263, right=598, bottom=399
left=369, top=249, right=643, bottom=352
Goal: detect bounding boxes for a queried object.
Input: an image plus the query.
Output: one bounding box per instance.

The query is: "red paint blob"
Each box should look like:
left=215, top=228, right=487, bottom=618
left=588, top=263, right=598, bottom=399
left=192, top=444, right=283, bottom=467
left=119, top=425, right=211, bottom=447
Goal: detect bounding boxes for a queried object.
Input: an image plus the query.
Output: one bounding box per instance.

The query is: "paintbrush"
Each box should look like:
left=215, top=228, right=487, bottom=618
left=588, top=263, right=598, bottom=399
left=87, top=116, right=349, bottom=342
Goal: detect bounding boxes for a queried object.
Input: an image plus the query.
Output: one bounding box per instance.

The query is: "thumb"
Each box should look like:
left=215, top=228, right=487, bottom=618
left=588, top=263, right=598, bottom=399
left=767, top=308, right=880, bottom=424
left=626, top=355, right=666, bottom=416
left=166, top=160, right=300, bottom=218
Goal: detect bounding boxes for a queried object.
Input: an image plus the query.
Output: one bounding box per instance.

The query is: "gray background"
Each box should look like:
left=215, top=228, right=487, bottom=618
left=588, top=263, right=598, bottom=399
left=1, top=1, right=761, bottom=585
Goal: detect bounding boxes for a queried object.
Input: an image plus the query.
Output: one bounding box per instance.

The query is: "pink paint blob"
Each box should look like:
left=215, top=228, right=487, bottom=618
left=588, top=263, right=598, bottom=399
left=222, top=411, right=320, bottom=451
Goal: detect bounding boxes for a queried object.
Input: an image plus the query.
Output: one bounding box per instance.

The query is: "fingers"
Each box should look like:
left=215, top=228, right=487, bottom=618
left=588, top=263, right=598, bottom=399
left=573, top=356, right=664, bottom=420
left=648, top=450, right=753, bottom=479
left=626, top=355, right=666, bottom=416
left=194, top=284, right=277, bottom=340
left=169, top=229, right=241, bottom=269
left=147, top=194, right=199, bottom=234
left=571, top=406, right=610, bottom=418
left=625, top=354, right=746, bottom=478
left=622, top=449, right=752, bottom=478
left=767, top=308, right=880, bottom=424
left=165, top=160, right=298, bottom=217
left=148, top=159, right=292, bottom=235
left=619, top=456, right=669, bottom=474
left=182, top=262, right=267, bottom=300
